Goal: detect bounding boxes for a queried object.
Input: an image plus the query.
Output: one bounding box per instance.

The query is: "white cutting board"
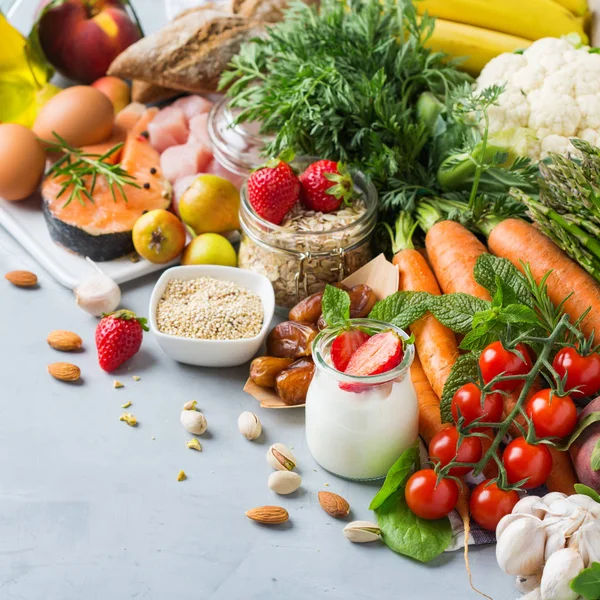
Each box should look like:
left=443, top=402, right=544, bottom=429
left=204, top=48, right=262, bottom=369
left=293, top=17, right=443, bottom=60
left=0, top=194, right=175, bottom=289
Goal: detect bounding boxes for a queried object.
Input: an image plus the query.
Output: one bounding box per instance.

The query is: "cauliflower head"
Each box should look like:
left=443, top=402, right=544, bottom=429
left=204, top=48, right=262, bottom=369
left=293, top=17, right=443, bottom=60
left=475, top=37, right=600, bottom=161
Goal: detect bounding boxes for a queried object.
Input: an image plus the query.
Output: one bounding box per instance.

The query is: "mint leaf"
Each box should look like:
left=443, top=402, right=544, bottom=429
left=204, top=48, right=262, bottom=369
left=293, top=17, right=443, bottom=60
left=556, top=411, right=600, bottom=451
left=368, top=291, right=430, bottom=329
left=428, top=294, right=491, bottom=334
left=377, top=490, right=452, bottom=563
left=571, top=562, right=600, bottom=599
left=459, top=324, right=497, bottom=351
left=369, top=444, right=418, bottom=510
left=592, top=440, right=600, bottom=472
left=474, top=255, right=533, bottom=308
left=322, top=285, right=350, bottom=328
left=497, top=304, right=539, bottom=325
left=440, top=353, right=480, bottom=423
left=574, top=484, right=600, bottom=503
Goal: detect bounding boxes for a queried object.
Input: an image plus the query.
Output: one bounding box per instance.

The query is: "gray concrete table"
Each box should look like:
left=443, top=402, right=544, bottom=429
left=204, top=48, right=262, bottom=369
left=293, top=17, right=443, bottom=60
left=0, top=3, right=515, bottom=599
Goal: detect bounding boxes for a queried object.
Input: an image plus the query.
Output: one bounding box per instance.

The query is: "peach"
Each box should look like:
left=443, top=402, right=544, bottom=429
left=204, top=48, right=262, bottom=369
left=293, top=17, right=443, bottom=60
left=92, top=76, right=131, bottom=113
left=37, top=0, right=141, bottom=84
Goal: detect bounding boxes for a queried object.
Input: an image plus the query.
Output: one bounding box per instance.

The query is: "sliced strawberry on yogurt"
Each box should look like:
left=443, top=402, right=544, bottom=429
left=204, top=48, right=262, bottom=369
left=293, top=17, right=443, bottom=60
left=341, top=331, right=404, bottom=392
left=330, top=328, right=370, bottom=372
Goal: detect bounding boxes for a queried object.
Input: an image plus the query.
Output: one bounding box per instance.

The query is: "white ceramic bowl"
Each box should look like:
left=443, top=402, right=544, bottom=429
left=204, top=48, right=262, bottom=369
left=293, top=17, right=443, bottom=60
left=149, top=265, right=275, bottom=367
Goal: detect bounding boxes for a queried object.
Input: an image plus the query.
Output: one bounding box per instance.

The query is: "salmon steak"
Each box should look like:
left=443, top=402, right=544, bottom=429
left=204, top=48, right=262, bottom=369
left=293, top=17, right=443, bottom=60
left=42, top=106, right=172, bottom=261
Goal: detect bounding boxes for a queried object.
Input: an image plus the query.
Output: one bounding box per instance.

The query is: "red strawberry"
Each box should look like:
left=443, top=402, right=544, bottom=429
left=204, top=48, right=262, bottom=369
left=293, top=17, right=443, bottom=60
left=299, top=160, right=354, bottom=213
left=330, top=328, right=370, bottom=372
left=247, top=153, right=300, bottom=225
left=341, top=331, right=404, bottom=392
left=96, top=309, right=148, bottom=372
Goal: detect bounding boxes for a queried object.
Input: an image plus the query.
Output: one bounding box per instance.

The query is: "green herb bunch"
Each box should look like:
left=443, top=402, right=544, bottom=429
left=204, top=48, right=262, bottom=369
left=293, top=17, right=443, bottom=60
left=221, top=0, right=471, bottom=211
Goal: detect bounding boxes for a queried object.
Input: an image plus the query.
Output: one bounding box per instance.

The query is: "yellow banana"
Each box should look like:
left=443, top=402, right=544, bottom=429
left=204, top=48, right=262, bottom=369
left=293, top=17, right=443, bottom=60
left=551, top=0, right=587, bottom=16
left=416, top=0, right=588, bottom=43
left=424, top=19, right=531, bottom=76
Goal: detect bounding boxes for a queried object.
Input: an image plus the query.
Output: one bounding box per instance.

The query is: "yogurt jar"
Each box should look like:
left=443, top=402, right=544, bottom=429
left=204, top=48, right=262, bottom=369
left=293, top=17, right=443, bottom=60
left=305, top=320, right=418, bottom=481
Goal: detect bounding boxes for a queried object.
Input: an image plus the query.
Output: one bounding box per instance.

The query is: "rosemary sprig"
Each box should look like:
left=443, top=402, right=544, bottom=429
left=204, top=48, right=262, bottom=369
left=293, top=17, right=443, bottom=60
left=47, top=133, right=140, bottom=208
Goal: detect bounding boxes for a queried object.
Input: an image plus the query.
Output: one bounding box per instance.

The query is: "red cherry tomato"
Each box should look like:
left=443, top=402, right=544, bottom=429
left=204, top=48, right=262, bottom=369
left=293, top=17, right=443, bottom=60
left=525, top=388, right=577, bottom=439
left=479, top=342, right=532, bottom=391
left=428, top=426, right=483, bottom=477
left=451, top=383, right=504, bottom=429
left=404, top=469, right=459, bottom=520
left=553, top=347, right=600, bottom=398
left=469, top=480, right=519, bottom=531
left=502, top=438, right=552, bottom=489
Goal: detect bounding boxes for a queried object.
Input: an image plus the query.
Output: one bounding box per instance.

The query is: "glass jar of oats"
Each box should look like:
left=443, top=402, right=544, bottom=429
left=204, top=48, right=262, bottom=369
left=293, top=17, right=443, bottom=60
left=238, top=159, right=377, bottom=310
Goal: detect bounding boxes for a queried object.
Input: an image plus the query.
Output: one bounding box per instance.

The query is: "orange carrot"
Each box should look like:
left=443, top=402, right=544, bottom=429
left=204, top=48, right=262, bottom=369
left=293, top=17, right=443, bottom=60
left=489, top=219, right=600, bottom=340
left=411, top=353, right=448, bottom=445
left=425, top=221, right=492, bottom=301
left=394, top=248, right=459, bottom=398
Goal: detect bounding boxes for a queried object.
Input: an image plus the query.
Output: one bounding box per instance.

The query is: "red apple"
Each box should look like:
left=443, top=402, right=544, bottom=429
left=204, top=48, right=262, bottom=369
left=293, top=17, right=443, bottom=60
left=37, top=0, right=142, bottom=84
left=92, top=76, right=131, bottom=113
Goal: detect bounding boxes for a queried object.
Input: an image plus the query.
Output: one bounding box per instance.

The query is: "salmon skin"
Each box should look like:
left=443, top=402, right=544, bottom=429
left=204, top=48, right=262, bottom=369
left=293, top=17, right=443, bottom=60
left=42, top=106, right=172, bottom=261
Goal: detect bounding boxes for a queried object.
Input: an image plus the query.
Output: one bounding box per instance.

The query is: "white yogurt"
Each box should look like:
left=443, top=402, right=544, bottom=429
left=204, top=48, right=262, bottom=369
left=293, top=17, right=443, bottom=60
left=305, top=321, right=418, bottom=481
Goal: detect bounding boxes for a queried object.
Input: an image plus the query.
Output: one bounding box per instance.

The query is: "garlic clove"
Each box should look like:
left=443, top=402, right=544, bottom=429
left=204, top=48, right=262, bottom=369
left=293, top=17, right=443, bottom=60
left=568, top=521, right=600, bottom=567
left=540, top=547, right=583, bottom=600
left=497, top=512, right=539, bottom=541
left=516, top=574, right=541, bottom=595
left=543, top=492, right=568, bottom=506
left=496, top=515, right=546, bottom=576
left=568, top=494, right=600, bottom=520
left=74, top=266, right=121, bottom=317
left=513, top=496, right=549, bottom=520
left=521, top=588, right=541, bottom=600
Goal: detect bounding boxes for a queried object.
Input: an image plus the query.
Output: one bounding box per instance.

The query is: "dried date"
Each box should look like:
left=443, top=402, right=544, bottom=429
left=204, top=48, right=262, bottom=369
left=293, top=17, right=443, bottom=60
left=275, top=358, right=315, bottom=406
left=250, top=356, right=294, bottom=388
left=266, top=322, right=318, bottom=359
left=288, top=284, right=350, bottom=324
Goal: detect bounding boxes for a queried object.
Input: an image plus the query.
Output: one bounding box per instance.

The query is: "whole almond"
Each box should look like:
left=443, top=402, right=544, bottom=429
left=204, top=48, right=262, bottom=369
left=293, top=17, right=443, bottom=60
left=5, top=270, right=37, bottom=288
left=47, top=330, right=83, bottom=352
left=318, top=491, right=350, bottom=519
left=48, top=362, right=81, bottom=382
left=245, top=506, right=289, bottom=525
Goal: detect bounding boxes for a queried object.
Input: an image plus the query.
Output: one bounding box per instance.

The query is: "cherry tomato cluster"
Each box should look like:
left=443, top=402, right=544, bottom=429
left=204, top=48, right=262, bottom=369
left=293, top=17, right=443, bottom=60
left=404, top=340, right=600, bottom=531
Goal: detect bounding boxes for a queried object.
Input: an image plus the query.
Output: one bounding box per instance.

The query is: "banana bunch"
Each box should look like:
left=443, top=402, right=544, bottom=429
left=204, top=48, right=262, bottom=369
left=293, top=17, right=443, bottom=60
left=420, top=0, right=589, bottom=76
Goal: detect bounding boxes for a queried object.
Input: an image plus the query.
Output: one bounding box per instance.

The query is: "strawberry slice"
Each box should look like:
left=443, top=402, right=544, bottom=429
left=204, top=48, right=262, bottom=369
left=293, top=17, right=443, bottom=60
left=330, top=328, right=370, bottom=372
left=341, top=331, right=404, bottom=392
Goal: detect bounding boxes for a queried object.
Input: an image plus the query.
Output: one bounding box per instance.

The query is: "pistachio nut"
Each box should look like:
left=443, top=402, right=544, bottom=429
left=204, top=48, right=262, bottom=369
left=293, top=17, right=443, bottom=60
left=268, top=471, right=301, bottom=495
left=343, top=521, right=382, bottom=543
left=183, top=400, right=198, bottom=411
left=180, top=410, right=207, bottom=435
left=238, top=411, right=262, bottom=441
left=266, top=443, right=296, bottom=471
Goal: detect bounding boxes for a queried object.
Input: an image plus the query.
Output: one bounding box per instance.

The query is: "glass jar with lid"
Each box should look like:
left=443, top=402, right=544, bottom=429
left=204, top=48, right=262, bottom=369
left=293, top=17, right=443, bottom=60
left=238, top=158, right=377, bottom=310
left=305, top=320, right=417, bottom=481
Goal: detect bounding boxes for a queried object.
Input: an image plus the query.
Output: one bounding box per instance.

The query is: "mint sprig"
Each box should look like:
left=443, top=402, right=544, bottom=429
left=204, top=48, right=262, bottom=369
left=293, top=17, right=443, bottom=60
left=321, top=285, right=351, bottom=328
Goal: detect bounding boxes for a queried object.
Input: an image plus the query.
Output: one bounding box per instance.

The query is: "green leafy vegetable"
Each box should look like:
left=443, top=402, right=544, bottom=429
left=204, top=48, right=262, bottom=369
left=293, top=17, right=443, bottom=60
left=440, top=353, right=480, bottom=423
left=571, top=562, right=600, bottom=600
left=427, top=293, right=490, bottom=334
left=321, top=285, right=350, bottom=328
left=473, top=254, right=533, bottom=308
left=369, top=292, right=429, bottom=329
left=376, top=490, right=452, bottom=563
left=574, top=484, right=600, bottom=503
left=369, top=443, right=418, bottom=511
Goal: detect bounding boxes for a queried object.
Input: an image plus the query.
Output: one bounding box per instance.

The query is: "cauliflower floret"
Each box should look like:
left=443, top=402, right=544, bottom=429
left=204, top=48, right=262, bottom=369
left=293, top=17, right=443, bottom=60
left=522, top=38, right=575, bottom=64
left=540, top=67, right=577, bottom=97
left=510, top=64, right=547, bottom=94
left=540, top=134, right=571, bottom=158
left=477, top=53, right=527, bottom=90
left=486, top=85, right=530, bottom=131
left=576, top=95, right=600, bottom=130
left=577, top=128, right=600, bottom=147
left=528, top=91, right=581, bottom=136
left=572, top=53, right=600, bottom=96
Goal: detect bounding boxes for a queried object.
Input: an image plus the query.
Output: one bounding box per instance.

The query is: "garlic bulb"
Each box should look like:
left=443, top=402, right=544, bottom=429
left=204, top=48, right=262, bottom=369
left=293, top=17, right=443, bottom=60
left=540, top=548, right=583, bottom=600
left=75, top=260, right=121, bottom=316
left=568, top=494, right=600, bottom=520
left=569, top=520, right=600, bottom=567
left=496, top=515, right=546, bottom=576
left=513, top=496, right=549, bottom=520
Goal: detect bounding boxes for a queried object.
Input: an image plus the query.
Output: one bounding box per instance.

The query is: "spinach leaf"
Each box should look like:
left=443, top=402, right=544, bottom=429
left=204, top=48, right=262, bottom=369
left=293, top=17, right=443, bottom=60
left=571, top=562, right=600, bottom=600
left=556, top=411, right=600, bottom=451
left=377, top=490, right=452, bottom=563
left=428, top=293, right=491, bottom=334
left=369, top=291, right=430, bottom=329
left=369, top=443, right=418, bottom=511
left=440, top=353, right=480, bottom=423
left=321, top=285, right=350, bottom=328
left=574, top=484, right=600, bottom=504
left=473, top=254, right=533, bottom=308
